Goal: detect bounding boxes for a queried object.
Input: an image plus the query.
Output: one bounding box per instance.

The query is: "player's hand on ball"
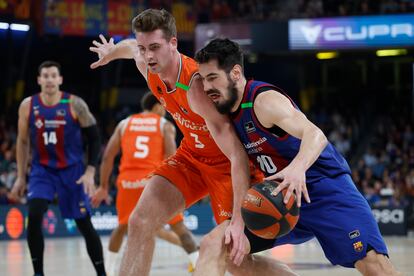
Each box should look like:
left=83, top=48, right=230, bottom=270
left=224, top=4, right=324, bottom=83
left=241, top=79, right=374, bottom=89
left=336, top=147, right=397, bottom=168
left=265, top=166, right=310, bottom=207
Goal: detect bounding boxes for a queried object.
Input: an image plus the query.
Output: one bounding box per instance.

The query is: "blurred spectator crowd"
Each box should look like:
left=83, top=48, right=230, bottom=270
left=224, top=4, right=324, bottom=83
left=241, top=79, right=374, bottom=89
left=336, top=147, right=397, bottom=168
left=352, top=115, right=414, bottom=210
left=0, top=116, right=17, bottom=205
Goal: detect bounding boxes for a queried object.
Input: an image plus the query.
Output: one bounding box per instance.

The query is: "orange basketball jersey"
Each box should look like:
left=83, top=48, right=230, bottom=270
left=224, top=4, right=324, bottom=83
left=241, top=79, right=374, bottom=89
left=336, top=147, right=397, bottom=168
left=118, top=113, right=165, bottom=181
left=147, top=54, right=223, bottom=158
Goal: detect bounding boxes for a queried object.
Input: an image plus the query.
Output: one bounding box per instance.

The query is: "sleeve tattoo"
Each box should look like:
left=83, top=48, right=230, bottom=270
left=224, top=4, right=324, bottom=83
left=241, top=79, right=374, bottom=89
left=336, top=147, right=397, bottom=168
left=72, top=96, right=97, bottom=127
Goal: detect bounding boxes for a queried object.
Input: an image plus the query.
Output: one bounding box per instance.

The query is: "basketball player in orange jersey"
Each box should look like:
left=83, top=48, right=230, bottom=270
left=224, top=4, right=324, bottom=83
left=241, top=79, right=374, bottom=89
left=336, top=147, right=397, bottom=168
left=89, top=9, right=268, bottom=275
left=91, top=92, right=199, bottom=274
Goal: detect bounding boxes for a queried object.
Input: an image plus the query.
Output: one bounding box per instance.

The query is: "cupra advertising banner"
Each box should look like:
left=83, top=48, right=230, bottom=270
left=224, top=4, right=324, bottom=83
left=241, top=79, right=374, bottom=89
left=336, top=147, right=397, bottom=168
left=289, top=14, right=414, bottom=50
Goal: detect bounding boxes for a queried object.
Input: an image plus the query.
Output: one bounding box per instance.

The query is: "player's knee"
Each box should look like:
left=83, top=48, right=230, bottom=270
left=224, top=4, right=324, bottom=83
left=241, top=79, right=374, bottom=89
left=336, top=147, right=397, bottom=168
left=199, top=225, right=226, bottom=255
left=357, top=251, right=399, bottom=276
left=28, top=199, right=48, bottom=220
left=127, top=209, right=151, bottom=234
left=28, top=208, right=44, bottom=220
left=127, top=211, right=143, bottom=231
left=226, top=256, right=249, bottom=276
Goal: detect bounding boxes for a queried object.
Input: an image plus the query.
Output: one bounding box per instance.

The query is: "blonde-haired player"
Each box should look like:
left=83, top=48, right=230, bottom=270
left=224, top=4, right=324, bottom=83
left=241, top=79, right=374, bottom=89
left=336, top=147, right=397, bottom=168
left=92, top=92, right=198, bottom=274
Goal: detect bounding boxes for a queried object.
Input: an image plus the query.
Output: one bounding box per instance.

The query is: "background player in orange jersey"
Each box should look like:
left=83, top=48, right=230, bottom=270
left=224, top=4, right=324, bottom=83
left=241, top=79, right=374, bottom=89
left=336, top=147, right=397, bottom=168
left=90, top=9, right=264, bottom=275
left=91, top=92, right=199, bottom=274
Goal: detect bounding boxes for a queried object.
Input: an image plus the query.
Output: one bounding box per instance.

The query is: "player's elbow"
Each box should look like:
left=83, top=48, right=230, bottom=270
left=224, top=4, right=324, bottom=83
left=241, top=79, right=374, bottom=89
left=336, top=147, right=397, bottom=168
left=229, top=148, right=249, bottom=168
left=164, top=150, right=174, bottom=159
left=315, top=128, right=328, bottom=148
left=17, top=135, right=29, bottom=146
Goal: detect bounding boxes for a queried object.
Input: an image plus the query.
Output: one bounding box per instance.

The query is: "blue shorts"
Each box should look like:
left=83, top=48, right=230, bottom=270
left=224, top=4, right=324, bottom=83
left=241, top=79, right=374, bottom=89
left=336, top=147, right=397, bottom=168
left=28, top=162, right=91, bottom=219
left=274, top=173, right=388, bottom=267
left=246, top=173, right=388, bottom=268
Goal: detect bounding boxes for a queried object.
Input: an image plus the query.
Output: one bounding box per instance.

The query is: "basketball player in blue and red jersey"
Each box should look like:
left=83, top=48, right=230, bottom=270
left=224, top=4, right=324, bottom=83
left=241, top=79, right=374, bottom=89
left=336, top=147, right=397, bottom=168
left=11, top=61, right=106, bottom=276
left=193, top=38, right=401, bottom=276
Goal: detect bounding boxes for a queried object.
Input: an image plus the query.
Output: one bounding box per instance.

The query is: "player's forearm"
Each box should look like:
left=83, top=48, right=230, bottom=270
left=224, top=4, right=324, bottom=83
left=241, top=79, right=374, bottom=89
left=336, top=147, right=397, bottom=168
left=292, top=127, right=328, bottom=171
left=99, top=158, right=115, bottom=191
left=207, top=119, right=250, bottom=219
left=109, top=39, right=137, bottom=60
left=16, top=137, right=29, bottom=178
left=230, top=152, right=251, bottom=220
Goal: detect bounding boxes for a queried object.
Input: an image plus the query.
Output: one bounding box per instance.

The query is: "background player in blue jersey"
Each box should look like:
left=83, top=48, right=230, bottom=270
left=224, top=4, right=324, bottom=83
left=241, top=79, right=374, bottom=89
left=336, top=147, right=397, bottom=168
left=192, top=39, right=401, bottom=276
left=10, top=61, right=106, bottom=276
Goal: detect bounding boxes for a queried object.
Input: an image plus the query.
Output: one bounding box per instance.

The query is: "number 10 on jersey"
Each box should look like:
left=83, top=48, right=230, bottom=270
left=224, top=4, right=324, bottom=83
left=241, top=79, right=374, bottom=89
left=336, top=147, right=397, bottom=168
left=257, top=155, right=277, bottom=174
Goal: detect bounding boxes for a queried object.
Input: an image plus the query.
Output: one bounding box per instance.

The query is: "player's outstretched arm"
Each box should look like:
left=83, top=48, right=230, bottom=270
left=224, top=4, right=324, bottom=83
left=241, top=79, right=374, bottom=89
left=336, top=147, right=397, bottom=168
left=188, top=76, right=250, bottom=267
left=11, top=98, right=31, bottom=200
left=89, top=34, right=147, bottom=78
left=91, top=119, right=124, bottom=208
left=89, top=35, right=135, bottom=68
left=256, top=91, right=327, bottom=207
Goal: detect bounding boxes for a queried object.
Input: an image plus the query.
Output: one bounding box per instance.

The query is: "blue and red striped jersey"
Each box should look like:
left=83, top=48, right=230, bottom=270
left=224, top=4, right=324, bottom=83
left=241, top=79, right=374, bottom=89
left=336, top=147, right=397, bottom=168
left=230, top=80, right=351, bottom=183
left=29, top=92, right=83, bottom=169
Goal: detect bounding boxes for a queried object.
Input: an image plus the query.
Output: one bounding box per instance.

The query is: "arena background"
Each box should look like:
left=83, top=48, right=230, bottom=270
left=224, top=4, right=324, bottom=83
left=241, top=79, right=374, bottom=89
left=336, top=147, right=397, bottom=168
left=1, top=1, right=414, bottom=275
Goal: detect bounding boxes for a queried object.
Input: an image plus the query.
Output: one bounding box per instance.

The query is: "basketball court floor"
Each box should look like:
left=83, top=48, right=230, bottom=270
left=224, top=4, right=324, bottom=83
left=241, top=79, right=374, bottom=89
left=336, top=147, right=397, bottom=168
left=1, top=235, right=413, bottom=275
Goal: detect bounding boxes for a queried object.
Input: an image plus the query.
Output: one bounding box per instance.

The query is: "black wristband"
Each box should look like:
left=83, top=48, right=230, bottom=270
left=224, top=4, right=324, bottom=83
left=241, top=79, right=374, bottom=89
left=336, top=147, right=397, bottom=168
left=82, top=125, right=101, bottom=167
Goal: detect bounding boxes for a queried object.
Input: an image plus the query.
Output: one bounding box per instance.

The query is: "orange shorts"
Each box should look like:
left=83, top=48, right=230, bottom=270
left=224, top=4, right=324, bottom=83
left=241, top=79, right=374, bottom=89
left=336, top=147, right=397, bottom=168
left=153, top=146, right=263, bottom=224
left=116, top=178, right=184, bottom=225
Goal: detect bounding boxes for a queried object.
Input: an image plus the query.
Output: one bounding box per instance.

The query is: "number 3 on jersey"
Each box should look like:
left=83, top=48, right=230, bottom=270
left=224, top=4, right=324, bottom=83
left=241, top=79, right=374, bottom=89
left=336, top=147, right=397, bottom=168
left=257, top=155, right=277, bottom=174
left=134, top=136, right=150, bottom=158
left=190, top=133, right=205, bottom=149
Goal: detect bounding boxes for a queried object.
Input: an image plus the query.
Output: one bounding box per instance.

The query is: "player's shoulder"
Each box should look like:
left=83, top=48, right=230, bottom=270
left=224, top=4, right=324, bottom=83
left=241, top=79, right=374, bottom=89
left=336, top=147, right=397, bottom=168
left=70, top=94, right=92, bottom=112
left=117, top=117, right=131, bottom=136
left=181, top=53, right=197, bottom=64
left=162, top=118, right=174, bottom=127
left=255, top=88, right=286, bottom=105
left=69, top=93, right=83, bottom=103
left=180, top=53, right=198, bottom=77
left=18, top=96, right=34, bottom=119
left=161, top=118, right=175, bottom=134
left=19, top=96, right=33, bottom=110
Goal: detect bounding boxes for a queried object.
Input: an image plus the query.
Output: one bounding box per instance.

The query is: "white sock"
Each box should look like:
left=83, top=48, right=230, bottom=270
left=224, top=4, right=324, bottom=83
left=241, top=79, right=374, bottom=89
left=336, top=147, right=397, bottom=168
left=106, top=250, right=119, bottom=276
left=188, top=250, right=199, bottom=267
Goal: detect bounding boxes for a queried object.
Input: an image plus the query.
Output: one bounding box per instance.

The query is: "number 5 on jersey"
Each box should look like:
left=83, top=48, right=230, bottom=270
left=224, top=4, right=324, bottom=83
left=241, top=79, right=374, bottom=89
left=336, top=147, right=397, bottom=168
left=134, top=136, right=150, bottom=158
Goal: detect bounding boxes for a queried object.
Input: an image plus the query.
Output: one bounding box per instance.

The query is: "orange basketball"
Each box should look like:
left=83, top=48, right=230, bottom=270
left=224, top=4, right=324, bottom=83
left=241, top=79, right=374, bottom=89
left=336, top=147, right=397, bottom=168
left=241, top=180, right=299, bottom=239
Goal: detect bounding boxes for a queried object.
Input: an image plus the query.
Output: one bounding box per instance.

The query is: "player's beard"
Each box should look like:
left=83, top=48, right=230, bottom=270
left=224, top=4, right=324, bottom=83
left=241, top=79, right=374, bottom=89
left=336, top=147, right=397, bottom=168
left=215, top=77, right=238, bottom=114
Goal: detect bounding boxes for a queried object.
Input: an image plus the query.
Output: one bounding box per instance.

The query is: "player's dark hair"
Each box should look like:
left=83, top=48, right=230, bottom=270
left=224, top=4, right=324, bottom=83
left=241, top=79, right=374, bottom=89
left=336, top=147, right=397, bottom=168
left=141, top=92, right=160, bottom=111
left=132, top=9, right=177, bottom=40
left=38, top=60, right=61, bottom=75
left=195, top=38, right=244, bottom=72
